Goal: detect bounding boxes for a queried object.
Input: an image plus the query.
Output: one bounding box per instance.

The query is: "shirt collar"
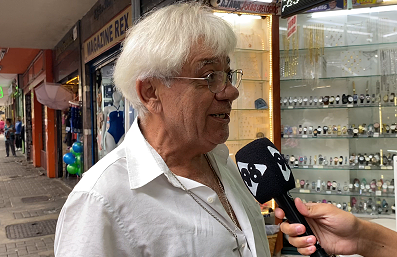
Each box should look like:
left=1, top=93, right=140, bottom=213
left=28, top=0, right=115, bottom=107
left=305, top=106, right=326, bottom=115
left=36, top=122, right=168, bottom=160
left=124, top=117, right=230, bottom=190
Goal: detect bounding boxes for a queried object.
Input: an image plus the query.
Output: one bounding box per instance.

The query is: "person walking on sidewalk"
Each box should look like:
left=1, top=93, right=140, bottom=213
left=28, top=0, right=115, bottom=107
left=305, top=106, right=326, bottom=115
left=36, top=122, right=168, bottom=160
left=15, top=117, right=22, bottom=151
left=4, top=118, right=16, bottom=157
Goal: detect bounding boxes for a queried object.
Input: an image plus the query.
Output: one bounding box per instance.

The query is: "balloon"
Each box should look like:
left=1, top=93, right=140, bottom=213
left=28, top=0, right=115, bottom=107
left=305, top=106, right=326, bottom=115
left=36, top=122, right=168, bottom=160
left=72, top=142, right=83, bottom=153
left=70, top=148, right=76, bottom=154
left=67, top=164, right=79, bottom=174
left=75, top=155, right=82, bottom=164
left=63, top=153, right=76, bottom=165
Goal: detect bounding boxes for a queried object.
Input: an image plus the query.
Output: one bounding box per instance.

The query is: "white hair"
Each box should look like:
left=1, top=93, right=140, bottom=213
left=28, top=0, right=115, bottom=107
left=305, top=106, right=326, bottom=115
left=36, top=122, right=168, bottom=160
left=113, top=2, right=237, bottom=117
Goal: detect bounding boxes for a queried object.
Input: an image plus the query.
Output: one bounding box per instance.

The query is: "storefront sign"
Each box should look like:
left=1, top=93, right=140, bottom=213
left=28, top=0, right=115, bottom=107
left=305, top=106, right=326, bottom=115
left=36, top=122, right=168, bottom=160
left=281, top=0, right=329, bottom=18
left=212, top=0, right=277, bottom=14
left=287, top=15, right=297, bottom=39
left=83, top=6, right=132, bottom=63
left=307, top=0, right=344, bottom=12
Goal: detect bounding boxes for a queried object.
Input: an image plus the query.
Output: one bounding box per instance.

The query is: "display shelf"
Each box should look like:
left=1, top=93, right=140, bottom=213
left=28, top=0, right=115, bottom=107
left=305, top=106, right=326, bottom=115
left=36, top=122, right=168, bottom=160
left=280, top=74, right=381, bottom=82
left=353, top=213, right=396, bottom=219
left=282, top=135, right=397, bottom=139
left=232, top=108, right=269, bottom=111
left=290, top=166, right=393, bottom=171
left=281, top=104, right=397, bottom=110
left=280, top=41, right=397, bottom=54
left=242, top=78, right=269, bottom=83
left=290, top=189, right=395, bottom=198
left=235, top=48, right=269, bottom=53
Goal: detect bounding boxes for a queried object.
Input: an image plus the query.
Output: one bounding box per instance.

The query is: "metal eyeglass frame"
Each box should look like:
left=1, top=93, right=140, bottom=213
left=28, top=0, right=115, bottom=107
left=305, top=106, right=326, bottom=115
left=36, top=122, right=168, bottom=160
left=170, top=69, right=243, bottom=94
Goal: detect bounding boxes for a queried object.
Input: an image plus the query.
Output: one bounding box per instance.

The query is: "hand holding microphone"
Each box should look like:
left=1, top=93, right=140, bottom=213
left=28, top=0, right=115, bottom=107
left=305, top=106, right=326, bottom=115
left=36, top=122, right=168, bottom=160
left=235, top=138, right=330, bottom=257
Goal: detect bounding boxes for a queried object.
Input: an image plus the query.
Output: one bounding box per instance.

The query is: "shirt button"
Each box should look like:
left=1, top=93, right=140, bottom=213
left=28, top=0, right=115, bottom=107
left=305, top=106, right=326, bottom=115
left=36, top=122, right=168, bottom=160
left=207, top=197, right=214, bottom=203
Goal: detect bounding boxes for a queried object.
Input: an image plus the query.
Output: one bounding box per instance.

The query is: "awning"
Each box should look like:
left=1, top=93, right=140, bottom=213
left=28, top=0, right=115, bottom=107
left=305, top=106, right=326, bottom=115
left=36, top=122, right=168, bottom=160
left=35, top=82, right=74, bottom=110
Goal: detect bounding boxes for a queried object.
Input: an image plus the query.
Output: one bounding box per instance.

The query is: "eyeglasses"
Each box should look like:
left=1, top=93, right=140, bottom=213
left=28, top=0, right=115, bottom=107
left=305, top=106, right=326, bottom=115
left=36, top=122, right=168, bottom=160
left=170, top=69, right=243, bottom=94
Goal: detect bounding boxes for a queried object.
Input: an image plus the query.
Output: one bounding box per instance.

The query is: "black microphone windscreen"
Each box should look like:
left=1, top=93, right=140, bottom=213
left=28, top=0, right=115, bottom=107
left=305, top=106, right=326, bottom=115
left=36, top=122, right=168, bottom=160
left=235, top=138, right=295, bottom=204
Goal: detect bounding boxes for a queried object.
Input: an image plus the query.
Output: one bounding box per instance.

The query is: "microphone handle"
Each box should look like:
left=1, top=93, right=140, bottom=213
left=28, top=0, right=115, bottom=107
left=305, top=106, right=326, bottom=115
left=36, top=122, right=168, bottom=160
left=275, top=192, right=330, bottom=257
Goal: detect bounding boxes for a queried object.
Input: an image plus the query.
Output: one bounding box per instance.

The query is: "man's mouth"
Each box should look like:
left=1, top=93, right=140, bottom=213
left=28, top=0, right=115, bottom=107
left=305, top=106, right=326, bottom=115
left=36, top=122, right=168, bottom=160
left=210, top=113, right=230, bottom=119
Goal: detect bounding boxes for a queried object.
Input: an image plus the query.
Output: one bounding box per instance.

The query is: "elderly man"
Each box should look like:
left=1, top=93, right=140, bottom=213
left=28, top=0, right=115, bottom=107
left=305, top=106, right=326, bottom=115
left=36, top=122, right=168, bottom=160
left=55, top=3, right=270, bottom=257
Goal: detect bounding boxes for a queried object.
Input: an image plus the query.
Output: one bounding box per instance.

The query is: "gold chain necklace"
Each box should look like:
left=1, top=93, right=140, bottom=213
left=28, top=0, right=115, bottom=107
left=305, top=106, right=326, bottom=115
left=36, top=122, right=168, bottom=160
left=169, top=154, right=243, bottom=256
left=204, top=153, right=241, bottom=230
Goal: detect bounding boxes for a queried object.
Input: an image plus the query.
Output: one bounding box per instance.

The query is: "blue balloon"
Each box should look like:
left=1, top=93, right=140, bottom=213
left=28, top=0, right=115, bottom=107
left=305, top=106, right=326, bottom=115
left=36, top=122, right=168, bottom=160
left=63, top=152, right=76, bottom=165
left=72, top=142, right=83, bottom=153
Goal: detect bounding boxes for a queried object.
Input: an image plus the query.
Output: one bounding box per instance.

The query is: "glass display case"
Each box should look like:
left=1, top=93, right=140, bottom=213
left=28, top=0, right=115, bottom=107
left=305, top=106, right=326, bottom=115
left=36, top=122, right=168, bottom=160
left=215, top=13, right=275, bottom=158
left=279, top=9, right=397, bottom=219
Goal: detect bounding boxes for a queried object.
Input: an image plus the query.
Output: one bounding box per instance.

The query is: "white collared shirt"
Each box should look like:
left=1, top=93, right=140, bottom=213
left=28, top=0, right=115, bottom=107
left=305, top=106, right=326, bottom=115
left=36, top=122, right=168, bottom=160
left=54, top=119, right=270, bottom=257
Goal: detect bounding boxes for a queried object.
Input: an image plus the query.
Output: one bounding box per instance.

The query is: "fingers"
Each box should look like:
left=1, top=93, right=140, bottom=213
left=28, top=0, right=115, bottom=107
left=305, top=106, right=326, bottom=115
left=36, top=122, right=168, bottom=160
left=280, top=221, right=306, bottom=237
left=274, top=207, right=285, bottom=220
left=294, top=197, right=335, bottom=219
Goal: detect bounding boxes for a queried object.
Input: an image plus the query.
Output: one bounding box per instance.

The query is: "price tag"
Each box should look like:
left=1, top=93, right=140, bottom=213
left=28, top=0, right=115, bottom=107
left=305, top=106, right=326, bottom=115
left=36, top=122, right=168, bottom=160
left=326, top=191, right=332, bottom=194
left=302, top=135, right=308, bottom=138
left=387, top=166, right=393, bottom=169
left=381, top=166, right=388, bottom=169
left=359, top=165, right=365, bottom=169
left=303, top=166, right=309, bottom=169
left=299, top=189, right=310, bottom=193
left=317, top=165, right=324, bottom=169
left=288, top=106, right=293, bottom=109
left=283, top=135, right=288, bottom=138
left=347, top=104, right=354, bottom=108
left=365, top=166, right=371, bottom=169
left=376, top=191, right=382, bottom=196
left=374, top=133, right=379, bottom=138
left=323, top=106, right=329, bottom=108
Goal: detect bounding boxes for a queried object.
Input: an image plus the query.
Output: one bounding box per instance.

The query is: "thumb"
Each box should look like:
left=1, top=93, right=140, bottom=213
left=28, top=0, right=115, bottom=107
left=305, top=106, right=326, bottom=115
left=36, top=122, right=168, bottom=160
left=294, top=198, right=331, bottom=219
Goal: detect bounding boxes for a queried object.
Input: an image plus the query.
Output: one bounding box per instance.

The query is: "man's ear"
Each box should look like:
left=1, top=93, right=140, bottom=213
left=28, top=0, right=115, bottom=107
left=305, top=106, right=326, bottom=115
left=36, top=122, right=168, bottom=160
left=136, top=79, right=162, bottom=114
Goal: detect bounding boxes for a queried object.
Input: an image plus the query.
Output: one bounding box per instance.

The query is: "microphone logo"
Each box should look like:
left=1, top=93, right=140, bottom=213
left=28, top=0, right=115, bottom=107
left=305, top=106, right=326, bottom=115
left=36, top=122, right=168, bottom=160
left=236, top=162, right=267, bottom=196
left=267, top=146, right=291, bottom=181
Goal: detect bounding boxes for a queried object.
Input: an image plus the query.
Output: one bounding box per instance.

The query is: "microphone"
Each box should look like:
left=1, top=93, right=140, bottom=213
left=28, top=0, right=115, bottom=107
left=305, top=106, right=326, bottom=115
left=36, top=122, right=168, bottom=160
left=235, top=138, right=330, bottom=257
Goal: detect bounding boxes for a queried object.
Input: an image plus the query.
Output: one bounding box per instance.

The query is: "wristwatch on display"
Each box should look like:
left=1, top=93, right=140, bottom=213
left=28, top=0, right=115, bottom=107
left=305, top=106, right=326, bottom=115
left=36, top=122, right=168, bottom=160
left=298, top=96, right=303, bottom=105
left=335, top=95, right=340, bottom=104
left=323, top=126, right=328, bottom=134
left=293, top=97, right=298, bottom=106
left=329, top=96, right=335, bottom=104
left=359, top=94, right=365, bottom=104
left=364, top=154, right=370, bottom=164
left=283, top=126, right=289, bottom=135
left=303, top=96, right=308, bottom=105
left=384, top=93, right=389, bottom=103
left=313, top=96, right=318, bottom=105
left=327, top=181, right=332, bottom=190
left=322, top=156, right=328, bottom=165
left=353, top=128, right=359, bottom=137
left=303, top=126, right=307, bottom=134
left=300, top=179, right=305, bottom=189
left=332, top=181, right=337, bottom=191
left=298, top=125, right=303, bottom=135
left=283, top=97, right=288, bottom=106
left=367, top=124, right=374, bottom=137
left=317, top=126, right=322, bottom=135
left=332, top=125, right=338, bottom=134
left=366, top=94, right=371, bottom=103
left=391, top=124, right=396, bottom=133
left=348, top=95, right=354, bottom=104
left=374, top=122, right=380, bottom=132
left=342, top=126, right=347, bottom=134
left=352, top=81, right=358, bottom=104
left=372, top=93, right=376, bottom=103
left=288, top=97, right=293, bottom=106
left=299, top=156, right=304, bottom=164
left=308, top=126, right=313, bottom=134
left=313, top=129, right=318, bottom=137
left=318, top=154, right=324, bottom=164
left=390, top=92, right=395, bottom=102
left=290, top=155, right=296, bottom=165
left=385, top=124, right=390, bottom=133
left=342, top=94, right=348, bottom=104
left=304, top=156, right=308, bottom=164
left=332, top=156, right=337, bottom=165
left=358, top=154, right=365, bottom=165
left=337, top=125, right=342, bottom=136
left=318, top=96, right=323, bottom=105
left=358, top=125, right=364, bottom=134
left=339, top=156, right=343, bottom=165
left=323, top=96, right=329, bottom=106
left=309, top=96, right=313, bottom=105
left=292, top=126, right=298, bottom=135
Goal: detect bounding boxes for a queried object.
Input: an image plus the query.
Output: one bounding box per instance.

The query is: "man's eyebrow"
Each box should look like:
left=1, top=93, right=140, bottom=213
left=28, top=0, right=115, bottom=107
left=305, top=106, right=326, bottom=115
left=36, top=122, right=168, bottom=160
left=195, top=58, right=219, bottom=72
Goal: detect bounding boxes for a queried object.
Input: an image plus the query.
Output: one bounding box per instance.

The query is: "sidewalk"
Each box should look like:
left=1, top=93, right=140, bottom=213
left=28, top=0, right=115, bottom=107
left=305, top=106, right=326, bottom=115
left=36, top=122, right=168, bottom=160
left=0, top=135, right=78, bottom=257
